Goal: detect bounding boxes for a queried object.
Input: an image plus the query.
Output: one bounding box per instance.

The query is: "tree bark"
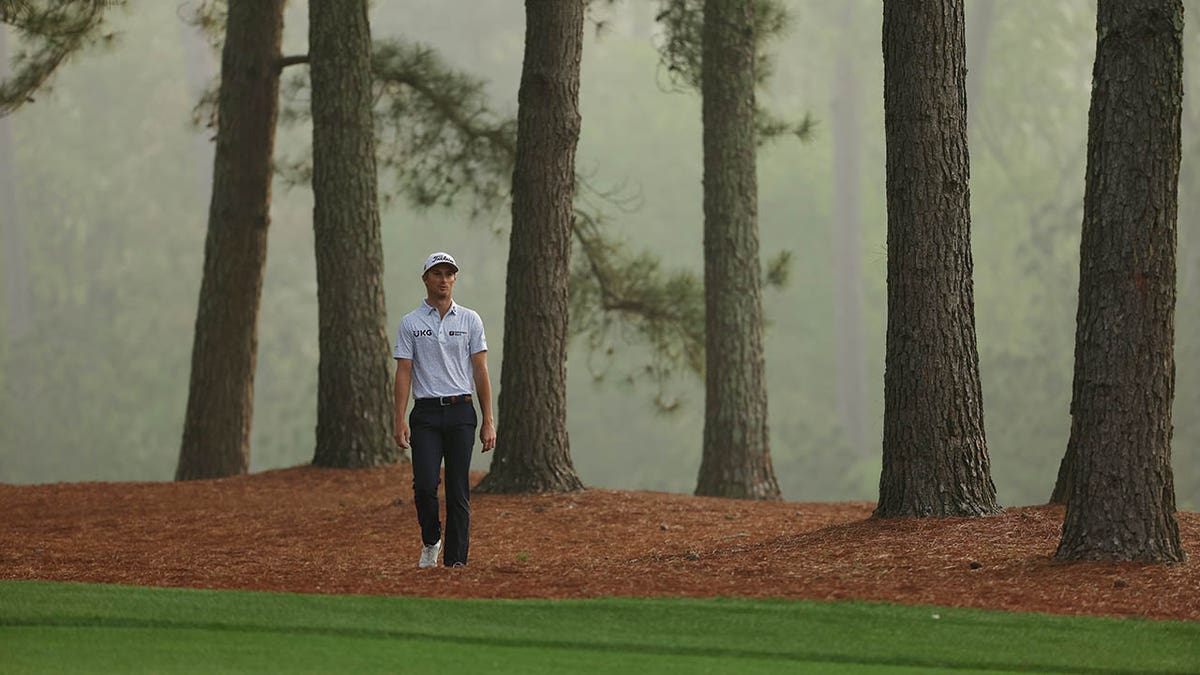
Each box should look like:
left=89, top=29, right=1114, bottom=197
left=1048, top=433, right=1075, bottom=505
left=876, top=0, right=999, bottom=518
left=1055, top=0, right=1185, bottom=562
left=831, top=1, right=868, bottom=460
left=309, top=0, right=398, bottom=468
left=476, top=0, right=585, bottom=494
left=176, top=0, right=285, bottom=480
left=694, top=0, right=781, bottom=500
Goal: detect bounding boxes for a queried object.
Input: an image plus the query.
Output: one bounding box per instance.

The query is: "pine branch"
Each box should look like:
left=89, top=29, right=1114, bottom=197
left=570, top=206, right=705, bottom=409
left=278, top=54, right=309, bottom=70
left=653, top=0, right=811, bottom=146
left=0, top=0, right=121, bottom=117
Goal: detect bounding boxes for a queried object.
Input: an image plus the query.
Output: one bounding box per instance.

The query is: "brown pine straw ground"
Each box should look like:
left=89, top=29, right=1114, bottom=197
left=1, top=464, right=1197, bottom=621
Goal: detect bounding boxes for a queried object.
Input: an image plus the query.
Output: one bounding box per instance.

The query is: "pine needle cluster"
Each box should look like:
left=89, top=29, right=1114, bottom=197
left=0, top=0, right=124, bottom=116
left=654, top=0, right=814, bottom=143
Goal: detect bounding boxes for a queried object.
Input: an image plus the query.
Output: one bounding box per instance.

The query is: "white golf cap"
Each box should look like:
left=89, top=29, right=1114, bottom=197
left=422, top=251, right=459, bottom=274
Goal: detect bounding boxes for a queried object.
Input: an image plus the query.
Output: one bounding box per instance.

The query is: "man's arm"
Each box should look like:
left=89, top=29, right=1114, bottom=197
left=394, top=358, right=413, bottom=449
left=471, top=350, right=496, bottom=452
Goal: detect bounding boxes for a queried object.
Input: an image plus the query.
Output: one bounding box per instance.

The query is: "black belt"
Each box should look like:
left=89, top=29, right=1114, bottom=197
left=415, top=394, right=472, bottom=407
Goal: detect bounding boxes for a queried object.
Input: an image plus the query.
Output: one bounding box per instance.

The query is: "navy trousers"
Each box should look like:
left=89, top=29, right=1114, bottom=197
left=409, top=399, right=477, bottom=566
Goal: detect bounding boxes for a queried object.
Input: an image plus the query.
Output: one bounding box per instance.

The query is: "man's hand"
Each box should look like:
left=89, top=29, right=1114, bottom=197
left=395, top=419, right=411, bottom=449
left=480, top=420, right=496, bottom=453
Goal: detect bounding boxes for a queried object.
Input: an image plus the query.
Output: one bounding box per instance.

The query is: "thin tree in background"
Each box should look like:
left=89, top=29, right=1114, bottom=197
left=876, top=0, right=999, bottom=518
left=694, top=0, right=780, bottom=500
left=176, top=0, right=285, bottom=480
left=476, top=0, right=585, bottom=494
left=1, top=0, right=120, bottom=359
left=309, top=0, right=396, bottom=468
left=1, top=27, right=28, bottom=482
left=830, top=1, right=868, bottom=461
left=1055, top=0, right=1185, bottom=562
left=1, top=27, right=29, bottom=347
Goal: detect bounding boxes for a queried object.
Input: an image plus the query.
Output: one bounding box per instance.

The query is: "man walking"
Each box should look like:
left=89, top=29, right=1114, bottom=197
left=394, top=252, right=496, bottom=568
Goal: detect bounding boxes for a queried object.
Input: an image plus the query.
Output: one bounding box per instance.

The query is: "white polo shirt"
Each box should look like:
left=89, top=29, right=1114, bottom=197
left=394, top=299, right=488, bottom=399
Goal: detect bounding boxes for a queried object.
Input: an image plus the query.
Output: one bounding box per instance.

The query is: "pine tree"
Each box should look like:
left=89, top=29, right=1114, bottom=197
left=475, top=0, right=586, bottom=494
left=1055, top=0, right=1185, bottom=562
left=308, top=0, right=396, bottom=468
left=693, top=0, right=780, bottom=500
left=176, top=0, right=285, bottom=480
left=875, top=0, right=999, bottom=518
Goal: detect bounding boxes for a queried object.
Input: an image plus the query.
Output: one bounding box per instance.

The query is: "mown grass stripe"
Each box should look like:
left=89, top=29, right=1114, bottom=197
left=2, top=581, right=1197, bottom=675
left=0, top=613, right=1192, bottom=675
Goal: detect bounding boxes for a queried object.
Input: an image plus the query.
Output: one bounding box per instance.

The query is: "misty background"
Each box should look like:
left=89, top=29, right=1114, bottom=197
left=1, top=0, right=1196, bottom=509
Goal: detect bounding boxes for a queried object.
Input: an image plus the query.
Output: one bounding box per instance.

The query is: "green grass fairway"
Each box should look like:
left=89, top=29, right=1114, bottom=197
left=1, top=581, right=1197, bottom=674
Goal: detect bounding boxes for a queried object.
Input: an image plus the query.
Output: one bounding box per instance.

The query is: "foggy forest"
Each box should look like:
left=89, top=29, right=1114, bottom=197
left=1, top=0, right=1197, bottom=512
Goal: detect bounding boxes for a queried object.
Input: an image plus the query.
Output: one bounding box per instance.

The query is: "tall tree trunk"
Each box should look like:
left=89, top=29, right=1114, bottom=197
left=694, top=0, right=781, bottom=500
left=831, top=2, right=868, bottom=460
left=476, top=0, right=585, bottom=494
left=876, top=0, right=999, bottom=518
left=176, top=0, right=285, bottom=480
left=309, top=0, right=397, bottom=468
left=1055, top=0, right=1184, bottom=562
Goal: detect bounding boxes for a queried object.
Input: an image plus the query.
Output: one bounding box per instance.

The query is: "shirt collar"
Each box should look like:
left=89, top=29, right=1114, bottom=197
left=421, top=299, right=458, bottom=315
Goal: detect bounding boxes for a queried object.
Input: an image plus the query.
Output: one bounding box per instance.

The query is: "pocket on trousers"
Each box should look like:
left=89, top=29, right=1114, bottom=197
left=409, top=406, right=433, bottom=429
left=460, top=404, right=478, bottom=428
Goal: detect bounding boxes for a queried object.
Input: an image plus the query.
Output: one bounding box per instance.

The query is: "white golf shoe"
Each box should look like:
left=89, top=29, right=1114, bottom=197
left=418, top=540, right=441, bottom=568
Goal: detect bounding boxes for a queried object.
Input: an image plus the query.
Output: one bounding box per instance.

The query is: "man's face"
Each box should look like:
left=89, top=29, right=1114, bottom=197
left=423, top=264, right=457, bottom=299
